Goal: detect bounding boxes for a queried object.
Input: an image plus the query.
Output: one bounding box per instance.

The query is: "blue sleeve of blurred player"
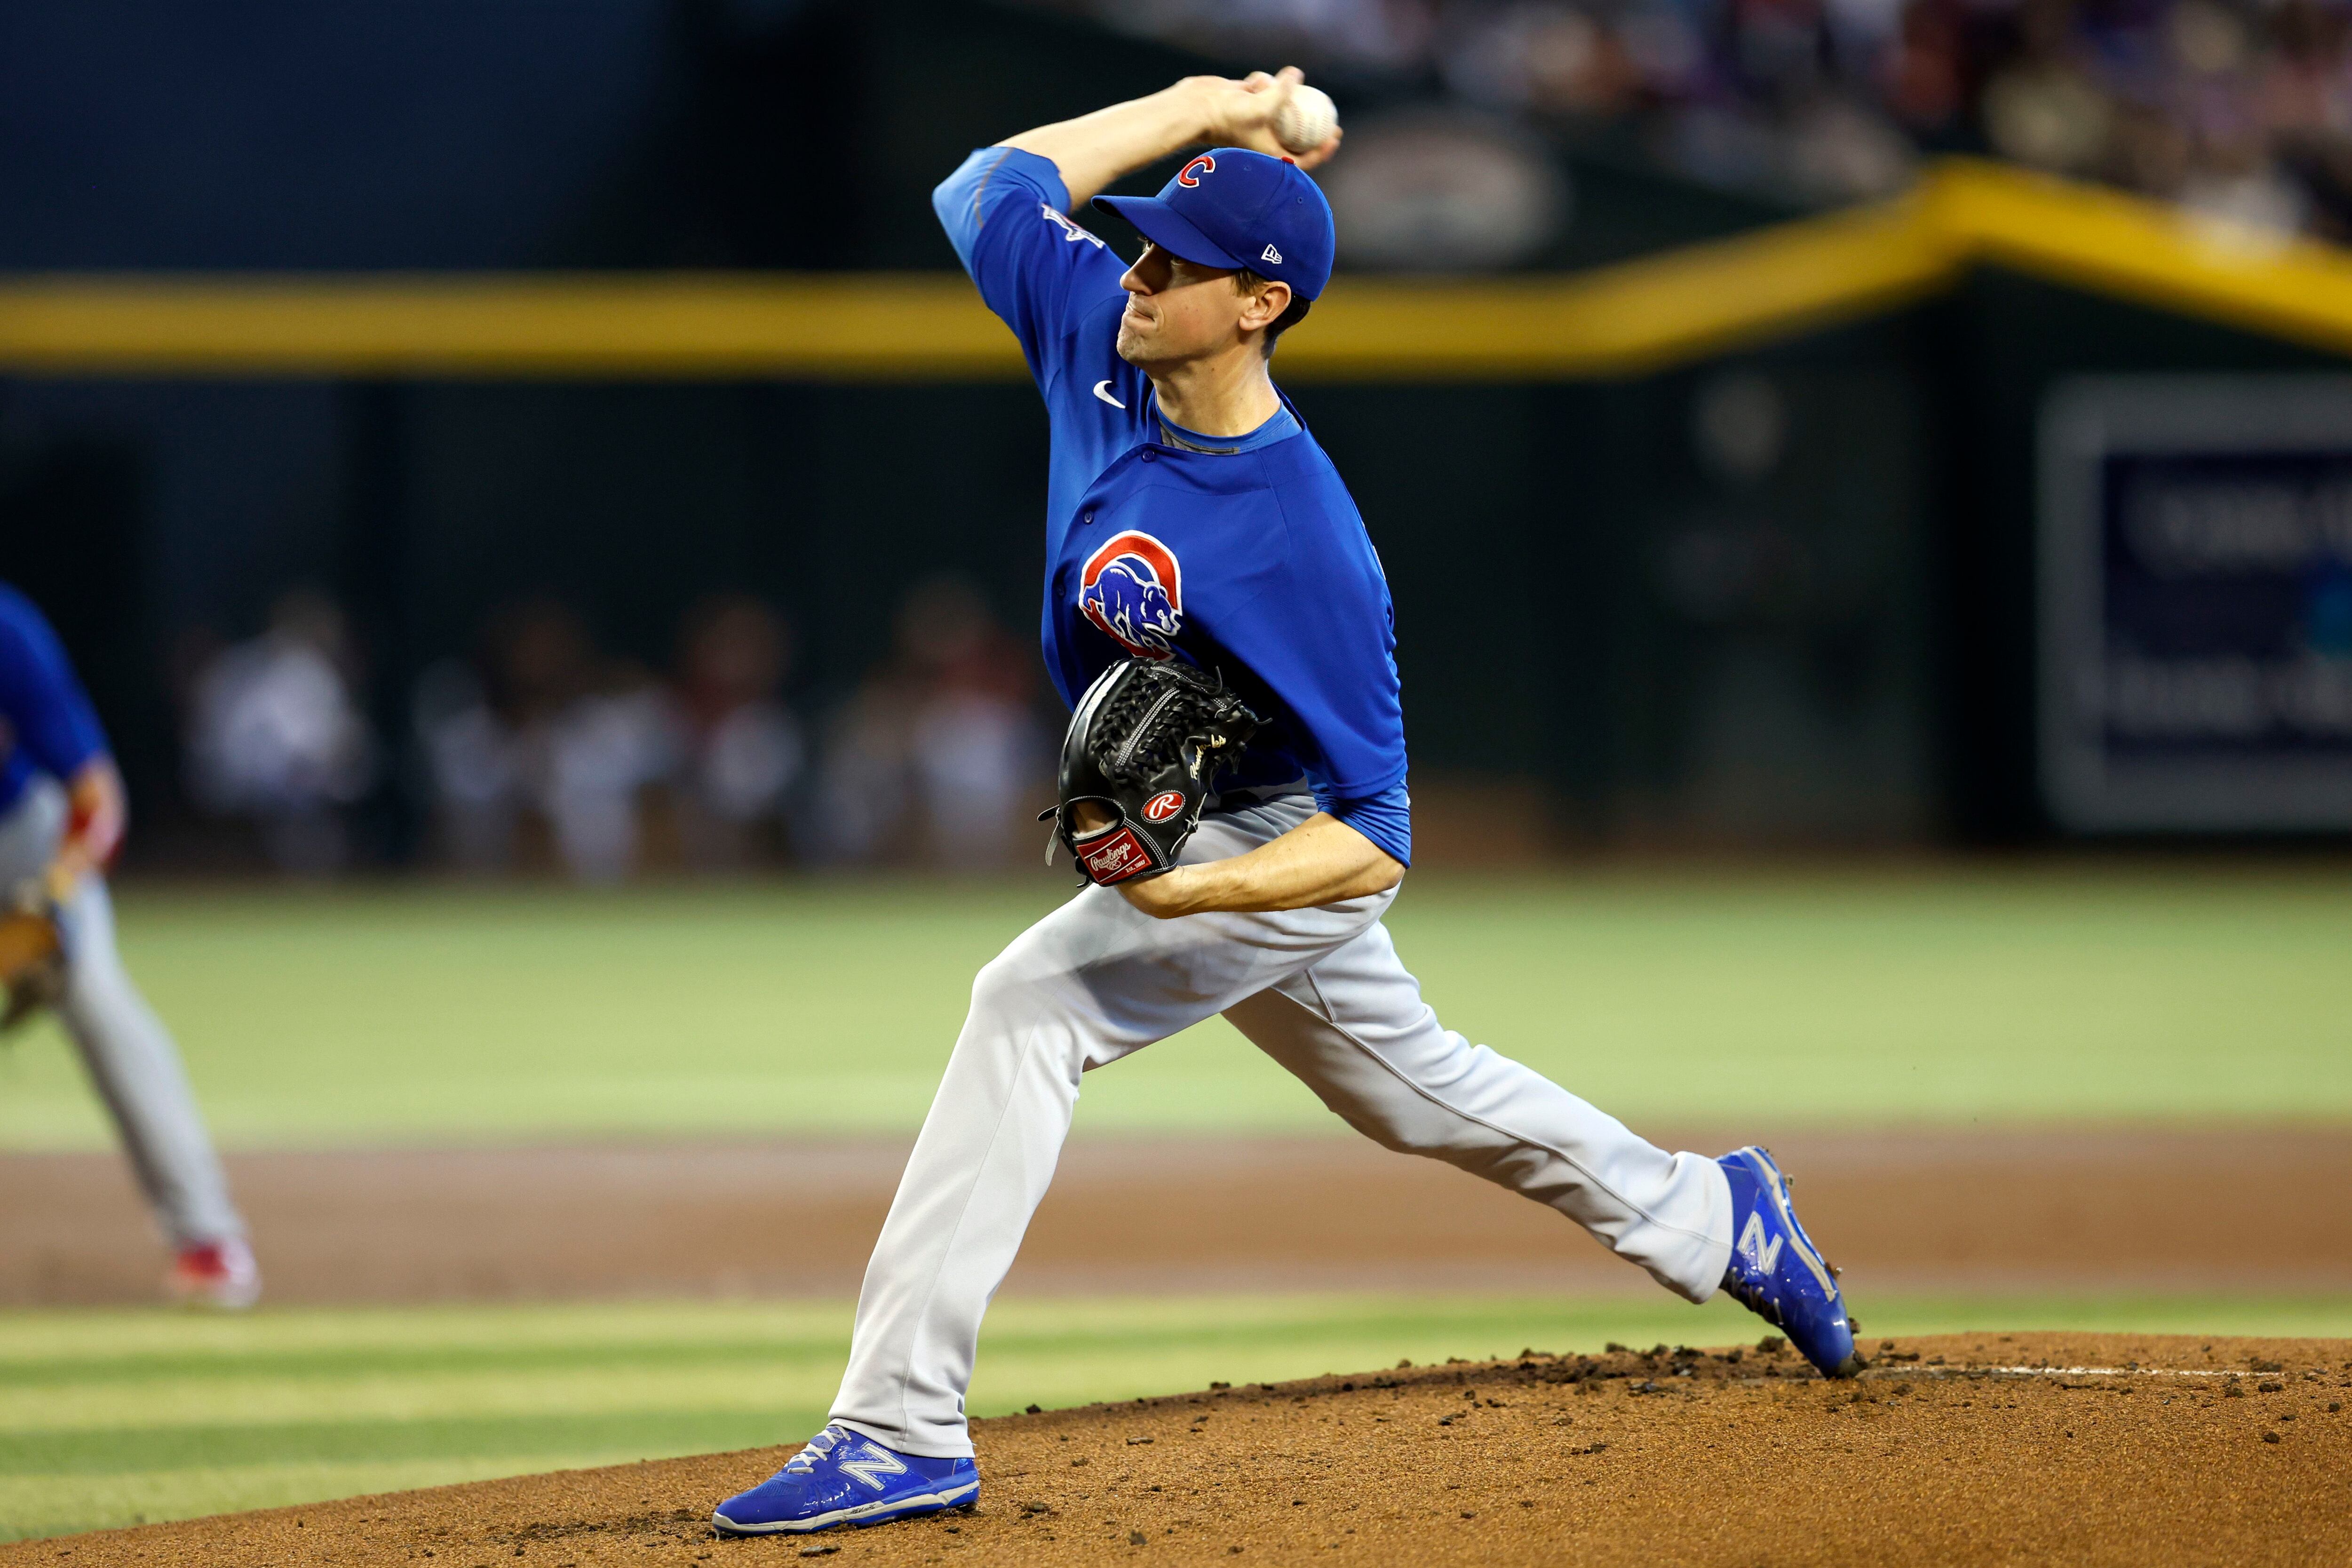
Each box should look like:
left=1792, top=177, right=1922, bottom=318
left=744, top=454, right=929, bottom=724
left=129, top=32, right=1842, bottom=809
left=933, top=147, right=1130, bottom=393
left=0, top=586, right=110, bottom=782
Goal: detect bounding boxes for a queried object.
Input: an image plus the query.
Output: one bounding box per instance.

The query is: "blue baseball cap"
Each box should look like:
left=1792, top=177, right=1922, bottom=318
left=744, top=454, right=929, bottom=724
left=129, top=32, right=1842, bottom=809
left=1094, top=149, right=1335, bottom=302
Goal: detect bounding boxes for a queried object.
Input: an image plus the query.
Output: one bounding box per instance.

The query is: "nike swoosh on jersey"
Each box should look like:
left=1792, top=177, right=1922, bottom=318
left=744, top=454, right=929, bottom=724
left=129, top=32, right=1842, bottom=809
left=1093, top=380, right=1126, bottom=409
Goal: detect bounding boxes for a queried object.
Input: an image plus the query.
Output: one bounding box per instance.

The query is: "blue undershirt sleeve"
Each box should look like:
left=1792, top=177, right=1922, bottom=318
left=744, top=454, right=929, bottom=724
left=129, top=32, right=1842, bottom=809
left=1315, top=780, right=1412, bottom=869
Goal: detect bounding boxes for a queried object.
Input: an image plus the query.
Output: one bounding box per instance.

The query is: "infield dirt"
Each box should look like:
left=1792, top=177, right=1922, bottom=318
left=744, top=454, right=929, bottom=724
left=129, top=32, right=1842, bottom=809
left=13, top=1333, right=2348, bottom=1568
left=11, top=1127, right=2352, bottom=1304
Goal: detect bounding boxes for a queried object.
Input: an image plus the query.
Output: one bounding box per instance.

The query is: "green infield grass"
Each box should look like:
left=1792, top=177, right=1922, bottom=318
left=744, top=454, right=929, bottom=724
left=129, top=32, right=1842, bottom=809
left=0, top=864, right=2347, bottom=1150
left=6, top=1290, right=2352, bottom=1543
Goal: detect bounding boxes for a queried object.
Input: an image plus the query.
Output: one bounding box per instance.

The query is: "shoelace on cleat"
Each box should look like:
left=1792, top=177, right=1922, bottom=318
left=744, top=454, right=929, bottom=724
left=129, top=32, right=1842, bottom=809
left=783, top=1426, right=847, bottom=1474
left=1719, top=1271, right=1787, bottom=1329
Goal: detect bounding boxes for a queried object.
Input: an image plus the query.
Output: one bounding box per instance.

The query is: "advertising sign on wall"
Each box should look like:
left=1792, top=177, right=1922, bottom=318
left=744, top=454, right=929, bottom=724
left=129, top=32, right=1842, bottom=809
left=2041, top=377, right=2352, bottom=831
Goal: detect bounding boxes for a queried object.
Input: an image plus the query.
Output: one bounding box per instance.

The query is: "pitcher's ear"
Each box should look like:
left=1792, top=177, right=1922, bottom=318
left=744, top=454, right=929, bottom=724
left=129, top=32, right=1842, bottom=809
left=1243, top=279, right=1291, bottom=333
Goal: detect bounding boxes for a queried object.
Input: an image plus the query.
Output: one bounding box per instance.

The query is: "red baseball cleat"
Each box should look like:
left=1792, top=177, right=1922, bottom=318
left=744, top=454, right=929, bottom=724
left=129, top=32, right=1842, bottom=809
left=168, top=1237, right=261, bottom=1310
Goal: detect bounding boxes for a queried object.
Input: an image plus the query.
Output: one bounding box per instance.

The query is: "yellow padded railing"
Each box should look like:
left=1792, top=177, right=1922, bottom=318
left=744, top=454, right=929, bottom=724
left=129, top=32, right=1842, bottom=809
left=1, top=160, right=2349, bottom=379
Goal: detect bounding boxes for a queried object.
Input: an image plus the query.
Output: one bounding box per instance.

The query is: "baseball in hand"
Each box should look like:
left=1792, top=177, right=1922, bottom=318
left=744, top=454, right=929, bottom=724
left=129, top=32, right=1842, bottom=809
left=1273, top=84, right=1338, bottom=155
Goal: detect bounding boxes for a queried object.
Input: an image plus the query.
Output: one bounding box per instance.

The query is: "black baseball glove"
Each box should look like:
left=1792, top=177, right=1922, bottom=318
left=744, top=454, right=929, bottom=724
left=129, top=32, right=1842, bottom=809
left=1041, top=658, right=1262, bottom=887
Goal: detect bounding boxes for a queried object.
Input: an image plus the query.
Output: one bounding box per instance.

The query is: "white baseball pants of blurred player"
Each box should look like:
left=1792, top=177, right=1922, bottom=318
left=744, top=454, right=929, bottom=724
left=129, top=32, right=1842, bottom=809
left=831, top=793, right=1733, bottom=1458
left=0, top=778, right=246, bottom=1248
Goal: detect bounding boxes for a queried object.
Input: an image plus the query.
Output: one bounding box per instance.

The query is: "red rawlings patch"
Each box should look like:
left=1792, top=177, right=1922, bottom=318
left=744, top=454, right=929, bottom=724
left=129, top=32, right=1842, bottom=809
left=1142, top=791, right=1185, bottom=823
left=1077, top=826, right=1154, bottom=885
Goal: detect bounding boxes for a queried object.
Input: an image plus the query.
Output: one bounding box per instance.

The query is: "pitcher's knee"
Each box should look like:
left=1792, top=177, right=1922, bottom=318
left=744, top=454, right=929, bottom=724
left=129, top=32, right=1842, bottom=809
left=966, top=952, right=1031, bottom=1021
left=1343, top=1105, right=1467, bottom=1161
left=965, top=947, right=1085, bottom=1035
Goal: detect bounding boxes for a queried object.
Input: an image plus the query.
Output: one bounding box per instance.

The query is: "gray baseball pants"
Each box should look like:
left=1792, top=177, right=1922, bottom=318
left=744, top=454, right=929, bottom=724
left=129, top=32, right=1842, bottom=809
left=0, top=779, right=245, bottom=1248
left=831, top=793, right=1733, bottom=1458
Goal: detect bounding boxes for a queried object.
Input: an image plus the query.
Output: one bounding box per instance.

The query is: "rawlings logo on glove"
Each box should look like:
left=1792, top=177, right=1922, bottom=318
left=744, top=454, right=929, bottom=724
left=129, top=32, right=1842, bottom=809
left=1041, top=659, right=1261, bottom=888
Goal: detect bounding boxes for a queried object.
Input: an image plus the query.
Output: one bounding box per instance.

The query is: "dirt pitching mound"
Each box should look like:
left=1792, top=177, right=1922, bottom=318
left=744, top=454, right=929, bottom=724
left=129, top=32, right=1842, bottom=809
left=12, top=1334, right=2349, bottom=1568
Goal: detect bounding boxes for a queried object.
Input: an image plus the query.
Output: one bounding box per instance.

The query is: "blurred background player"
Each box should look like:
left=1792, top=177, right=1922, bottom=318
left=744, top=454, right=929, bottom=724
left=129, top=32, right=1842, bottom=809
left=0, top=581, right=258, bottom=1309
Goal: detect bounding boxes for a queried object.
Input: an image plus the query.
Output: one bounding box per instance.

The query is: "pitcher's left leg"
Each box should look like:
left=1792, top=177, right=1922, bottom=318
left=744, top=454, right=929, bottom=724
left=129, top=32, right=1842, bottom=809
left=1224, top=918, right=1731, bottom=1302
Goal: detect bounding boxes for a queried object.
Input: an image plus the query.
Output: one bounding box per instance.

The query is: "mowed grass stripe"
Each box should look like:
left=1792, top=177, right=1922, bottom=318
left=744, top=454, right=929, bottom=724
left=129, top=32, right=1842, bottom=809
left=0, top=1457, right=651, bottom=1545
left=0, top=1409, right=807, bottom=1476
left=2, top=868, right=2347, bottom=1150
left=0, top=1300, right=855, bottom=1361
left=6, top=1365, right=836, bottom=1434
left=0, top=1303, right=1762, bottom=1392
left=0, top=1338, right=850, bottom=1391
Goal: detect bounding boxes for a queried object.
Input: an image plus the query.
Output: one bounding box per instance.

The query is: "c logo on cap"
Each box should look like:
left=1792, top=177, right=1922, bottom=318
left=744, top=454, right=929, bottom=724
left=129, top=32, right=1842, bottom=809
left=1176, top=155, right=1216, bottom=188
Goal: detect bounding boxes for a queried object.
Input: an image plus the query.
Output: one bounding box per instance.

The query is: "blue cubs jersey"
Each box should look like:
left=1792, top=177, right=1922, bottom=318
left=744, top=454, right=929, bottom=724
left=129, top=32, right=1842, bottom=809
left=0, top=584, right=109, bottom=816
left=934, top=147, right=1411, bottom=863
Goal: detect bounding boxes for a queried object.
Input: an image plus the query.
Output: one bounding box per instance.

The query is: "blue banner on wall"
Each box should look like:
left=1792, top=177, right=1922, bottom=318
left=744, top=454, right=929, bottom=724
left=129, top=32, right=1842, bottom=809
left=2041, top=377, right=2352, bottom=831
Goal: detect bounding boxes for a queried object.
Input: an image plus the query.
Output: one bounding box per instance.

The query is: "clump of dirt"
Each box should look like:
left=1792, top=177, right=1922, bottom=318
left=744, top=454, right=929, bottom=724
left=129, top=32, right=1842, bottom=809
left=13, top=1333, right=2349, bottom=1567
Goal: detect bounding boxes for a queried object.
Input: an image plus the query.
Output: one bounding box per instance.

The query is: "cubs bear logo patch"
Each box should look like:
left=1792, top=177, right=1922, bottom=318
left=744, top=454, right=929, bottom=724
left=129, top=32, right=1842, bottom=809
left=1079, top=531, right=1184, bottom=659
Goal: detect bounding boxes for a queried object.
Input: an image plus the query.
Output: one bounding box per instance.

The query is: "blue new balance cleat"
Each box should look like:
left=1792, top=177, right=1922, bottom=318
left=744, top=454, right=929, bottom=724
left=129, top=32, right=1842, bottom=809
left=711, top=1425, right=979, bottom=1536
left=1716, top=1146, right=1863, bottom=1378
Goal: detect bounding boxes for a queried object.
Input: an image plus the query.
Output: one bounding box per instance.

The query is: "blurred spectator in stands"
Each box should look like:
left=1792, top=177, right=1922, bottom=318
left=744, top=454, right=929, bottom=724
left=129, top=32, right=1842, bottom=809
left=902, top=579, right=1045, bottom=869
left=1024, top=0, right=2352, bottom=240
left=672, top=594, right=803, bottom=870
left=810, top=653, right=920, bottom=866
left=811, top=578, right=1044, bottom=868
left=531, top=675, right=675, bottom=885
left=414, top=601, right=674, bottom=882
left=184, top=587, right=376, bottom=874
left=1978, top=0, right=2114, bottom=176
left=412, top=653, right=518, bottom=873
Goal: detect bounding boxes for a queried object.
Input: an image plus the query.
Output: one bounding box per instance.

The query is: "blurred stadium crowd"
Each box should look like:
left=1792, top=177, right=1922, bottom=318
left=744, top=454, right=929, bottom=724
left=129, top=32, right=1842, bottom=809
left=1041, top=0, right=2352, bottom=238
left=173, top=583, right=1045, bottom=880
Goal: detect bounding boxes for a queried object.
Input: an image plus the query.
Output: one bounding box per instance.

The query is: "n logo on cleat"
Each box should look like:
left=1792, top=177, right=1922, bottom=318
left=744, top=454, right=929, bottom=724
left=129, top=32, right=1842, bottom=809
left=839, top=1442, right=909, bottom=1491
left=1737, top=1212, right=1783, bottom=1276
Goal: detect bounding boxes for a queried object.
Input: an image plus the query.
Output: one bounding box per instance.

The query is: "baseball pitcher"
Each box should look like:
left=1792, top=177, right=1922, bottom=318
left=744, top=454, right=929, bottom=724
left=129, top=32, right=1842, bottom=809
left=714, top=68, right=1855, bottom=1537
left=0, top=582, right=257, bottom=1307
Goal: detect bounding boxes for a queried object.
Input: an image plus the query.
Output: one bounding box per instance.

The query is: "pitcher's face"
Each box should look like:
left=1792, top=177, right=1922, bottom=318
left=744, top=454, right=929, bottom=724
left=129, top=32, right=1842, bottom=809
left=1115, top=244, right=1250, bottom=369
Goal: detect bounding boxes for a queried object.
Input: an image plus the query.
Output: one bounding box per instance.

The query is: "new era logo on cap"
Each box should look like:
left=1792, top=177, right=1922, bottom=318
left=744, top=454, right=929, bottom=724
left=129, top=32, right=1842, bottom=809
left=1261, top=244, right=1282, bottom=264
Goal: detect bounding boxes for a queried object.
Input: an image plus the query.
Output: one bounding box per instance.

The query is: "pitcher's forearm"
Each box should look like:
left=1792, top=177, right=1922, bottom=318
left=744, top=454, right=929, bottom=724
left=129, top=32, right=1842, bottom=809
left=1119, top=812, right=1403, bottom=918
left=996, top=68, right=1337, bottom=211
left=997, top=81, right=1214, bottom=211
